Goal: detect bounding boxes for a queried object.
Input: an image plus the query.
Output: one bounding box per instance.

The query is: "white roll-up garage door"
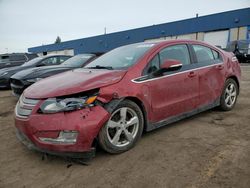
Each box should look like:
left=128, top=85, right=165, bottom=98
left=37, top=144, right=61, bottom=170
left=176, top=34, right=196, bottom=40
left=204, top=30, right=229, bottom=48
left=47, top=49, right=74, bottom=56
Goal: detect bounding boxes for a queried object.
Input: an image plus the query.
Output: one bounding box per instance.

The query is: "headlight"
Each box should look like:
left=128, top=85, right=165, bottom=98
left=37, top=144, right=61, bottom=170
left=26, top=78, right=43, bottom=83
left=40, top=95, right=98, bottom=114
left=0, top=72, right=8, bottom=76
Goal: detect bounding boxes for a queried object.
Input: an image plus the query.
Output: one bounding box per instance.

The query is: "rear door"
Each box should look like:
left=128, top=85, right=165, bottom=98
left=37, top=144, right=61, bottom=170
left=191, top=44, right=225, bottom=107
left=144, top=44, right=199, bottom=123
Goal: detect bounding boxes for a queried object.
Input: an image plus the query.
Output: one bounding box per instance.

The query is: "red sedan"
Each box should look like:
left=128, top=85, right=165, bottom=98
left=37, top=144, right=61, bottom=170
left=15, top=40, right=241, bottom=159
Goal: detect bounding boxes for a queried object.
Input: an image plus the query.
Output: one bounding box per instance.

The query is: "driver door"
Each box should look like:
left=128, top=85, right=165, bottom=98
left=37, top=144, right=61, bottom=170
left=145, top=44, right=199, bottom=123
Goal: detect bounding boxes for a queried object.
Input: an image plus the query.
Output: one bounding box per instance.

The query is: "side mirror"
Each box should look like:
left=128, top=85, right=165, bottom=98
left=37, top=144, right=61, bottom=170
left=153, top=59, right=182, bottom=76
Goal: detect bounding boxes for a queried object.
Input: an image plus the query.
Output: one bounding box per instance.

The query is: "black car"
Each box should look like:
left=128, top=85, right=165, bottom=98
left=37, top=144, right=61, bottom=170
left=0, top=55, right=71, bottom=89
left=226, top=40, right=250, bottom=63
left=0, top=53, right=38, bottom=69
left=10, top=54, right=96, bottom=96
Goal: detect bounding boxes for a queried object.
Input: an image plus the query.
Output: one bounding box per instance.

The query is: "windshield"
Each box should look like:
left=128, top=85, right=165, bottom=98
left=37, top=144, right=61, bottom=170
left=21, top=57, right=43, bottom=67
left=62, top=54, right=94, bottom=67
left=85, top=43, right=155, bottom=70
left=238, top=41, right=250, bottom=49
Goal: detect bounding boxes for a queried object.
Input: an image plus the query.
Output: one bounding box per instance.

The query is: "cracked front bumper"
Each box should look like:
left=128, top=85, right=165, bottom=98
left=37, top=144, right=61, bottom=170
left=15, top=105, right=110, bottom=158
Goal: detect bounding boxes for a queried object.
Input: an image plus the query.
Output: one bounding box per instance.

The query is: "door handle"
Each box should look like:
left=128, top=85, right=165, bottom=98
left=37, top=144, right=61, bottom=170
left=216, top=64, right=224, bottom=70
left=188, top=71, right=196, bottom=78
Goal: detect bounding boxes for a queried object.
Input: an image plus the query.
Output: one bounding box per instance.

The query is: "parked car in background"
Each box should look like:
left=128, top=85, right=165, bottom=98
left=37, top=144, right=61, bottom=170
left=0, top=55, right=71, bottom=88
left=0, top=53, right=38, bottom=69
left=226, top=40, right=250, bottom=63
left=15, top=40, right=240, bottom=160
left=10, top=54, right=97, bottom=96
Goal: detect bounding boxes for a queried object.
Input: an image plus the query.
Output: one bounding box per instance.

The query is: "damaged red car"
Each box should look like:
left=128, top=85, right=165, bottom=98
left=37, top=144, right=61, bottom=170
left=15, top=40, right=241, bottom=159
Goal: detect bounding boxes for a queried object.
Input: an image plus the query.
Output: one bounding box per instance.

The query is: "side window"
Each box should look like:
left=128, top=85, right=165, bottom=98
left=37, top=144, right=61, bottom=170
left=144, top=54, right=160, bottom=75
left=143, top=44, right=191, bottom=75
left=41, top=57, right=58, bottom=65
left=193, top=45, right=214, bottom=63
left=159, top=45, right=191, bottom=66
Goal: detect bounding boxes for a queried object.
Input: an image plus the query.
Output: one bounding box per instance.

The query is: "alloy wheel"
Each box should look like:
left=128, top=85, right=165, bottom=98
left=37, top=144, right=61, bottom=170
left=224, top=83, right=237, bottom=108
left=106, top=107, right=139, bottom=147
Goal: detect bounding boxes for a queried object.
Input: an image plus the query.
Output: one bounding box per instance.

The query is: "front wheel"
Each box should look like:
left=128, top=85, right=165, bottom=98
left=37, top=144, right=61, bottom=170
left=219, top=78, right=239, bottom=111
left=98, top=100, right=144, bottom=154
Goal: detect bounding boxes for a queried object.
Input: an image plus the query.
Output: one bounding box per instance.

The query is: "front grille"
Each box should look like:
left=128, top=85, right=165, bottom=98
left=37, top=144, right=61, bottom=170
left=15, top=95, right=39, bottom=119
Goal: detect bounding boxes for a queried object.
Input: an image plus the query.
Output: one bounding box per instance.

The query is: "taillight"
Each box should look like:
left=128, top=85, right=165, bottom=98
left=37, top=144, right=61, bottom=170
left=231, top=56, right=238, bottom=62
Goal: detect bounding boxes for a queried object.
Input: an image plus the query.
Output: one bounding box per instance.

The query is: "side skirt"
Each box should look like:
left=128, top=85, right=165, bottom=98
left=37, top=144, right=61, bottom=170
left=146, top=99, right=220, bottom=132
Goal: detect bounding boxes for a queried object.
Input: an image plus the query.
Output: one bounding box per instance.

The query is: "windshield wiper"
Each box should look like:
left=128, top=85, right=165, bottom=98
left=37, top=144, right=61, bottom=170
left=87, top=65, right=113, bottom=70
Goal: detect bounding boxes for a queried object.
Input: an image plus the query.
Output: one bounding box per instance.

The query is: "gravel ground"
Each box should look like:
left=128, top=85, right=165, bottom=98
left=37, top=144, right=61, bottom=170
left=0, top=65, right=250, bottom=188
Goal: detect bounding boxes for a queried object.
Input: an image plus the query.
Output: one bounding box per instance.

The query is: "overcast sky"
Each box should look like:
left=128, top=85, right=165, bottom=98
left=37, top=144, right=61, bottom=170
left=0, top=0, right=249, bottom=54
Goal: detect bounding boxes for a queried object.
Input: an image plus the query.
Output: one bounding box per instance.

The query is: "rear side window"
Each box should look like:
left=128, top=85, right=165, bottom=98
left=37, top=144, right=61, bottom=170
left=27, top=54, right=38, bottom=60
left=193, top=45, right=214, bottom=63
left=41, top=57, right=58, bottom=65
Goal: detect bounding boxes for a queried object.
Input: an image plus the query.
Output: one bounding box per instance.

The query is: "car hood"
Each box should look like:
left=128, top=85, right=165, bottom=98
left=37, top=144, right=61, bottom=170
left=11, top=65, right=72, bottom=80
left=0, top=65, right=33, bottom=75
left=24, top=69, right=127, bottom=99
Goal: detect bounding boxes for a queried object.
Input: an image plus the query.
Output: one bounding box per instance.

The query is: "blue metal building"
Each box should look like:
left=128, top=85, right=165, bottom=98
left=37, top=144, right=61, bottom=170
left=28, top=8, right=250, bottom=55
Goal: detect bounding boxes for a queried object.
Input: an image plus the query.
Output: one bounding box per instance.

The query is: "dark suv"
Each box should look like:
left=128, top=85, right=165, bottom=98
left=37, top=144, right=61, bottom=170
left=226, top=40, right=250, bottom=63
left=0, top=53, right=38, bottom=69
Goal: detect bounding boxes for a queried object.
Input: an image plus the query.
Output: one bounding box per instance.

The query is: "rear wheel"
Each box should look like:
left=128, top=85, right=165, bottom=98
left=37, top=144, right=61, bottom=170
left=98, top=100, right=144, bottom=154
left=219, top=78, right=238, bottom=111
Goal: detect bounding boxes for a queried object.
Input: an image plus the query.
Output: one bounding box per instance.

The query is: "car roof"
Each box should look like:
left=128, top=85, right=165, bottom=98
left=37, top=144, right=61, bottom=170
left=134, top=39, right=212, bottom=46
left=138, top=39, right=219, bottom=51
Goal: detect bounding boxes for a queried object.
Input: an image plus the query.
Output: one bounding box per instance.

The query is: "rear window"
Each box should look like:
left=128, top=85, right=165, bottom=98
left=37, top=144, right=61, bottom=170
left=26, top=54, right=38, bottom=60
left=22, top=57, right=43, bottom=66
left=9, top=55, right=26, bottom=61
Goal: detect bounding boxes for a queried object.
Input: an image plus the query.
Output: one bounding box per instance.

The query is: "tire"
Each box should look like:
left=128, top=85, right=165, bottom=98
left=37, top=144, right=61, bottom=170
left=219, top=78, right=239, bottom=111
left=98, top=100, right=144, bottom=154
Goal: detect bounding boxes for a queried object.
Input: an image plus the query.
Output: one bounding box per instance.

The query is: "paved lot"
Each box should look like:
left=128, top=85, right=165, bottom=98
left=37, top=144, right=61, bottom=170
left=0, top=65, right=250, bottom=188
